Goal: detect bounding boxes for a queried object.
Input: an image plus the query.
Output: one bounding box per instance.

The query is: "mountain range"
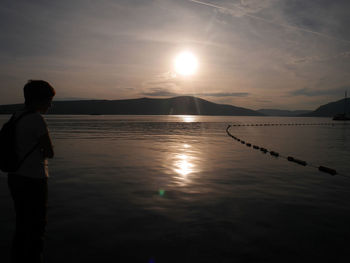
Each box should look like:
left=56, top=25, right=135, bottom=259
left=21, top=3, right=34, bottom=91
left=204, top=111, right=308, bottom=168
left=0, top=96, right=348, bottom=117
left=0, top=96, right=262, bottom=116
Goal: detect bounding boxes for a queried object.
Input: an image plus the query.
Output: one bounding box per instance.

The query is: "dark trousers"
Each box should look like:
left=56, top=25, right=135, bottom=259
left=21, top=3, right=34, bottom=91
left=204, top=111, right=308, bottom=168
left=8, top=174, right=48, bottom=263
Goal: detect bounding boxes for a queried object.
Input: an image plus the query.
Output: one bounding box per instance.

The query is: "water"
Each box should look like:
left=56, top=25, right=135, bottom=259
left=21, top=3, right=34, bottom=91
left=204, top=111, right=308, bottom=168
left=1, top=115, right=350, bottom=262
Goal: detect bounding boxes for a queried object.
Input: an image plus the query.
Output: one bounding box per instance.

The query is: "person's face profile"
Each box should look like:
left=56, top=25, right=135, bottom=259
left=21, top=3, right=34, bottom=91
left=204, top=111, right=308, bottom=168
left=38, top=97, right=53, bottom=114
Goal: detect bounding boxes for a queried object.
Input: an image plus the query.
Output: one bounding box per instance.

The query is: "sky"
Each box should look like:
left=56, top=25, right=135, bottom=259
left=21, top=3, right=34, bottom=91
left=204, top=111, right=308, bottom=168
left=1, top=0, right=350, bottom=110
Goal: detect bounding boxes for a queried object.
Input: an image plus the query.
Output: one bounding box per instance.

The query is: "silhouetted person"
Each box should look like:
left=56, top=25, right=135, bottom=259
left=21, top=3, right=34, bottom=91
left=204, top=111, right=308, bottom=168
left=8, top=80, right=55, bottom=263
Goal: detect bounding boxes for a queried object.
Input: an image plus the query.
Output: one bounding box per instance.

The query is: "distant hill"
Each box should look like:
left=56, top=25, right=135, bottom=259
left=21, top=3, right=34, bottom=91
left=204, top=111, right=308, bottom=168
left=0, top=96, right=263, bottom=116
left=301, top=98, right=350, bottom=117
left=257, top=109, right=311, bottom=117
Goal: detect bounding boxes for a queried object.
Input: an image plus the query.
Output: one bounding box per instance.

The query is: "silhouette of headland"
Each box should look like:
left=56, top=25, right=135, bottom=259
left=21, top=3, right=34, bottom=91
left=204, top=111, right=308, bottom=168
left=300, top=98, right=350, bottom=117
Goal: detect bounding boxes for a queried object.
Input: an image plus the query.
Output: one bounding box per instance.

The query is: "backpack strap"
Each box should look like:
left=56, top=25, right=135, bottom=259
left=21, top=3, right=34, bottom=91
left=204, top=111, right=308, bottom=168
left=11, top=110, right=36, bottom=124
left=13, top=110, right=40, bottom=169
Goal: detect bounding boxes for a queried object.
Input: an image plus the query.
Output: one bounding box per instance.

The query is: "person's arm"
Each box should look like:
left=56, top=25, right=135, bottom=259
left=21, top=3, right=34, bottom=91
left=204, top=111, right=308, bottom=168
left=39, top=132, right=54, bottom=158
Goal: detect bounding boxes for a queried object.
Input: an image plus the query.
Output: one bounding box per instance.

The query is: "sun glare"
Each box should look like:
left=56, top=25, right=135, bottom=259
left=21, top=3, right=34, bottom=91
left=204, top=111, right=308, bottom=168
left=174, top=154, right=194, bottom=176
left=174, top=51, right=198, bottom=76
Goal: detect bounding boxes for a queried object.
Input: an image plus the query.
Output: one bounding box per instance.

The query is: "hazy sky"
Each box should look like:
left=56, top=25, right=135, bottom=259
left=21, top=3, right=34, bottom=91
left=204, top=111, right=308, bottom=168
left=1, top=0, right=350, bottom=110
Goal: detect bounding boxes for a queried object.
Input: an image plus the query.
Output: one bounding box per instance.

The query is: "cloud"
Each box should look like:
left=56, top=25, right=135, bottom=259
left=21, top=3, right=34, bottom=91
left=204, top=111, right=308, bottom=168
left=142, top=88, right=250, bottom=98
left=197, top=92, right=249, bottom=97
left=289, top=50, right=350, bottom=65
left=189, top=0, right=350, bottom=44
left=289, top=87, right=348, bottom=97
left=189, top=0, right=275, bottom=17
left=142, top=71, right=182, bottom=90
left=142, top=88, right=179, bottom=97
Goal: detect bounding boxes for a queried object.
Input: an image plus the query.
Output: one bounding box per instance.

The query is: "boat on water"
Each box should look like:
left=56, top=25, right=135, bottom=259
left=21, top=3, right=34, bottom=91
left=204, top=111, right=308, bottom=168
left=333, top=91, right=350, bottom=121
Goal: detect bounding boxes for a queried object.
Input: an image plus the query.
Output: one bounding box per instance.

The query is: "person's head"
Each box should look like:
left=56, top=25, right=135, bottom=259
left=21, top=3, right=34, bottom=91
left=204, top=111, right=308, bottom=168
left=23, top=80, right=56, bottom=113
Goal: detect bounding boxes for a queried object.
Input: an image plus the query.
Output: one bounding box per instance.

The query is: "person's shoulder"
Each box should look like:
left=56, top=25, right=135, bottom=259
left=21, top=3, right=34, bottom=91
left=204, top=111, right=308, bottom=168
left=31, top=112, right=45, bottom=119
left=31, top=112, right=47, bottom=125
left=20, top=111, right=47, bottom=126
left=25, top=112, right=49, bottom=136
left=13, top=110, right=25, bottom=118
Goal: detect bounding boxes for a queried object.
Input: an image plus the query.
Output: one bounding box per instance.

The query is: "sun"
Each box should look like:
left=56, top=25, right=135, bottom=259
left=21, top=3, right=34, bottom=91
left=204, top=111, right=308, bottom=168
left=174, top=51, right=198, bottom=76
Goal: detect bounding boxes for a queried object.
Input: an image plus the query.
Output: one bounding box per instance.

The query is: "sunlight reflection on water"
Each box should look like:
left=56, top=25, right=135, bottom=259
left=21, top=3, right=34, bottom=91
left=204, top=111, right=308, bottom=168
left=179, top=115, right=196, bottom=122
left=170, top=143, right=199, bottom=186
left=174, top=154, right=193, bottom=176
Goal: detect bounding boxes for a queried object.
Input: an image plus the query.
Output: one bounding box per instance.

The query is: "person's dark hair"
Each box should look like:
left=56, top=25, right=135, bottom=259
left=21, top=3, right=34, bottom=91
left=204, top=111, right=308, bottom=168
left=23, top=80, right=56, bottom=107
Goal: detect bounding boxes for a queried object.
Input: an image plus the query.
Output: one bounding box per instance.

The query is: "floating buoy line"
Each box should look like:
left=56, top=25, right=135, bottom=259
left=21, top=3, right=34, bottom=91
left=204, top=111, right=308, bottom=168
left=226, top=123, right=350, bottom=178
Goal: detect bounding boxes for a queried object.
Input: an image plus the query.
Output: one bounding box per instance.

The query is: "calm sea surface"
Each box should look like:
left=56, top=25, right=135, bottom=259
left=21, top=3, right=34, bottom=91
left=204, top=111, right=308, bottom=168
left=0, top=115, right=350, bottom=262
